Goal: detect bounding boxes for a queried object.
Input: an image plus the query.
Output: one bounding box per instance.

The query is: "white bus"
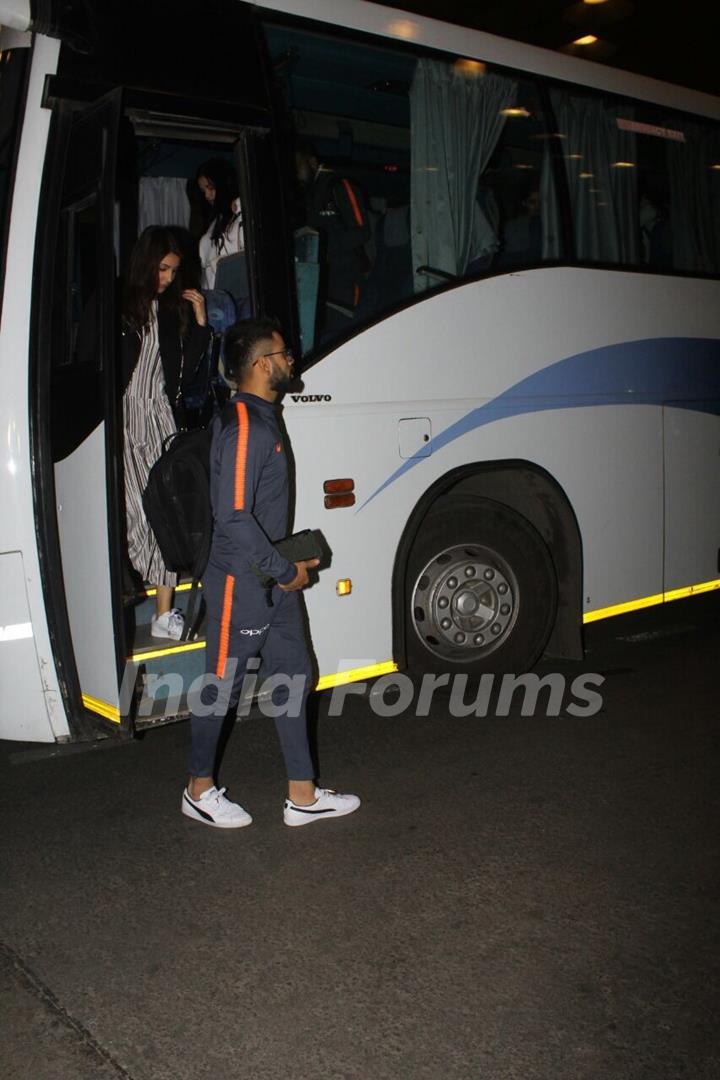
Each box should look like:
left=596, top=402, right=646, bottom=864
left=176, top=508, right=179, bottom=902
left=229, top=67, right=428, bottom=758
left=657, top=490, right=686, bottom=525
left=1, top=0, right=718, bottom=744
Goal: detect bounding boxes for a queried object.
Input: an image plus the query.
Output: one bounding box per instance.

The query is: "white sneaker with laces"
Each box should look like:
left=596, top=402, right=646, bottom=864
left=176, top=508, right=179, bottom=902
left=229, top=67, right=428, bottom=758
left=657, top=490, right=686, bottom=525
left=182, top=786, right=252, bottom=829
left=151, top=608, right=184, bottom=640
left=283, top=787, right=361, bottom=827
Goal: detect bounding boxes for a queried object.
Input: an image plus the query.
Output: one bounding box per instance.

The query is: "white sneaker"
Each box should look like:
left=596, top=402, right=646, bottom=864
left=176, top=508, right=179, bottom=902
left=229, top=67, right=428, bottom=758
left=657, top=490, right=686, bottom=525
left=181, top=786, right=252, bottom=829
left=151, top=608, right=184, bottom=640
left=283, top=787, right=361, bottom=827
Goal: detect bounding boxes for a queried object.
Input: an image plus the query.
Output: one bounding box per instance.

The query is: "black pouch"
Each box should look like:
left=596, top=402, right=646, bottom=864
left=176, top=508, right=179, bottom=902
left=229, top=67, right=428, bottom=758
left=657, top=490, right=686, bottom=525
left=251, top=529, right=324, bottom=592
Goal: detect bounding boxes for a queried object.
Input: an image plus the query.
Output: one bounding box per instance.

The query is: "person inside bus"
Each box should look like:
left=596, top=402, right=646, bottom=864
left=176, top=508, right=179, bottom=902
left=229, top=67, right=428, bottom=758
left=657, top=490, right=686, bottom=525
left=121, top=226, right=209, bottom=639
left=294, top=141, right=372, bottom=339
left=639, top=192, right=672, bottom=269
left=195, top=157, right=245, bottom=291
left=498, top=186, right=542, bottom=266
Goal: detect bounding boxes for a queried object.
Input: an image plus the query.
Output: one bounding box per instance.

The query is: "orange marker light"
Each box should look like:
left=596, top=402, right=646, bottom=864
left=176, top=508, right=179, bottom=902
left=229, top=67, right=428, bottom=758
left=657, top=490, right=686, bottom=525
left=323, top=478, right=355, bottom=494
left=336, top=580, right=352, bottom=596
left=324, top=493, right=356, bottom=509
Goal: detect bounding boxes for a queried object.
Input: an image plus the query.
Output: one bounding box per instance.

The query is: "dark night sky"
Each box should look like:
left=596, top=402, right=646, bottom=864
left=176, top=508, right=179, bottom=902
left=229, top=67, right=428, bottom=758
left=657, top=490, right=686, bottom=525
left=374, top=1, right=718, bottom=97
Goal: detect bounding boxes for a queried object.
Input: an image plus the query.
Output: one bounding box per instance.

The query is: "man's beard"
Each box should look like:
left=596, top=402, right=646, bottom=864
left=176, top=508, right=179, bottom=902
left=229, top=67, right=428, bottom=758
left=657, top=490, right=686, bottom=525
left=269, top=359, right=293, bottom=393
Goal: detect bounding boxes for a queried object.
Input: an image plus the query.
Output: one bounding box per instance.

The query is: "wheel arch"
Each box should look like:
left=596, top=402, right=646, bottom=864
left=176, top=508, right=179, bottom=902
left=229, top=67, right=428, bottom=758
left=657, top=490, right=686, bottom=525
left=391, top=460, right=584, bottom=669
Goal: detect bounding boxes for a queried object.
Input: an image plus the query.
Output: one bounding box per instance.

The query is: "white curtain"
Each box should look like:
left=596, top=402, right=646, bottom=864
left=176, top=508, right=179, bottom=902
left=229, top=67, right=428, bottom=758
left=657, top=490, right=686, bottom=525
left=551, top=92, right=638, bottom=264
left=667, top=124, right=719, bottom=273
left=410, top=61, right=517, bottom=289
left=138, top=177, right=191, bottom=233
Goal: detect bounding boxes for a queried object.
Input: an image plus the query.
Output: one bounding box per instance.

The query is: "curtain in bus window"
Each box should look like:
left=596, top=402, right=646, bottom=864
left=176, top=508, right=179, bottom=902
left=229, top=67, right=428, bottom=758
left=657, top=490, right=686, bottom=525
left=138, top=177, right=191, bottom=233
left=410, top=61, right=516, bottom=290
left=667, top=124, right=720, bottom=273
left=551, top=92, right=638, bottom=265
left=540, top=144, right=561, bottom=259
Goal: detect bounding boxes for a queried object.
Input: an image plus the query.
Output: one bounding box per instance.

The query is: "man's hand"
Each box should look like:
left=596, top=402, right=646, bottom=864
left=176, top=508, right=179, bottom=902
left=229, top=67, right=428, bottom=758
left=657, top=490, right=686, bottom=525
left=278, top=559, right=320, bottom=592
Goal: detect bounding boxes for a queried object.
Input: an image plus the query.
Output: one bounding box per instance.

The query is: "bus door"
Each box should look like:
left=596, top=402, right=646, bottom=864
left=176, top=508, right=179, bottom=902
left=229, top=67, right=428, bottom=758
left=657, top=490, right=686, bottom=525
left=32, top=88, right=129, bottom=738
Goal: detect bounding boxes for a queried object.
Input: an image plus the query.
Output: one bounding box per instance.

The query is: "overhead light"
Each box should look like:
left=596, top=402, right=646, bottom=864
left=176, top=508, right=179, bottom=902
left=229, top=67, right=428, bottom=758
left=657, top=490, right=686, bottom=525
left=612, top=161, right=636, bottom=168
left=711, top=164, right=720, bottom=171
left=386, top=18, right=419, bottom=39
left=583, top=0, right=609, bottom=4
left=579, top=172, right=594, bottom=179
left=454, top=58, right=486, bottom=76
left=500, top=106, right=531, bottom=118
left=573, top=34, right=599, bottom=45
left=514, top=163, right=535, bottom=170
left=566, top=153, right=583, bottom=160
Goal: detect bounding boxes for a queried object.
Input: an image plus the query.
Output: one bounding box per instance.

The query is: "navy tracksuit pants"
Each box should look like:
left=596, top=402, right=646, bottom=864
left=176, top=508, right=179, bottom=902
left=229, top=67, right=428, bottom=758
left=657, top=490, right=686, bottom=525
left=188, top=564, right=314, bottom=780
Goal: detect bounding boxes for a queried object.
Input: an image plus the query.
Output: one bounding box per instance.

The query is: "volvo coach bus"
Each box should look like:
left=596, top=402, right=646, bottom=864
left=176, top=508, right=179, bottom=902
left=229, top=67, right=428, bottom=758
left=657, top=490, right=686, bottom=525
left=1, top=0, right=718, bottom=743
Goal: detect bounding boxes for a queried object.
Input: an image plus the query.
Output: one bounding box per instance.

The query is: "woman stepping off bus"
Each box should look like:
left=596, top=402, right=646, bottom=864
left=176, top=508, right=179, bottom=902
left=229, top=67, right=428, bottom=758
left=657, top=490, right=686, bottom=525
left=121, top=226, right=209, bottom=639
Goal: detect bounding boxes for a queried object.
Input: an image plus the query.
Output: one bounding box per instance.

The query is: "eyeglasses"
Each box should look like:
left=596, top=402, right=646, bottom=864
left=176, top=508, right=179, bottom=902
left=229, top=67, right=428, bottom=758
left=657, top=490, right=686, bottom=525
left=261, top=347, right=294, bottom=361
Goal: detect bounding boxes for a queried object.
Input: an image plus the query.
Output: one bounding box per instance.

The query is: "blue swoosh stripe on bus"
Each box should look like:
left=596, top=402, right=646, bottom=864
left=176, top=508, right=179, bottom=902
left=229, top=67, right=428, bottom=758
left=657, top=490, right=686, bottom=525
left=357, top=337, right=720, bottom=513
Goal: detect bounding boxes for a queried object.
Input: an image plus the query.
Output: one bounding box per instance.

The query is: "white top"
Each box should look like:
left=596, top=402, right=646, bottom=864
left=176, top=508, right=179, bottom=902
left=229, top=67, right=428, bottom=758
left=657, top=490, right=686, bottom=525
left=199, top=199, right=244, bottom=289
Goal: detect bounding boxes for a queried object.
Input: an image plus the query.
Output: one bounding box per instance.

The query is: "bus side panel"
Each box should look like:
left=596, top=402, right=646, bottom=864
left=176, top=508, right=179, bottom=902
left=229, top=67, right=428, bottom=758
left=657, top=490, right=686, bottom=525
left=664, top=408, right=720, bottom=593
left=0, top=35, right=69, bottom=740
left=0, top=552, right=57, bottom=741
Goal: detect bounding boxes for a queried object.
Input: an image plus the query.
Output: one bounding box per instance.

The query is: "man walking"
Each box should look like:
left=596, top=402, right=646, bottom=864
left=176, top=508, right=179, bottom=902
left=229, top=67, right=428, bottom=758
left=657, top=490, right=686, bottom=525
left=182, top=316, right=360, bottom=828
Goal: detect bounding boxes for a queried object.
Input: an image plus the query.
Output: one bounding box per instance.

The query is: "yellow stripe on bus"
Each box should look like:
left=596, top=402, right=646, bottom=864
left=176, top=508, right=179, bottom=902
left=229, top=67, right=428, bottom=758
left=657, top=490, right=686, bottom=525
left=82, top=694, right=121, bottom=724
left=316, top=661, right=398, bottom=691
left=144, top=582, right=200, bottom=597
left=584, top=577, right=720, bottom=623
left=130, top=640, right=207, bottom=662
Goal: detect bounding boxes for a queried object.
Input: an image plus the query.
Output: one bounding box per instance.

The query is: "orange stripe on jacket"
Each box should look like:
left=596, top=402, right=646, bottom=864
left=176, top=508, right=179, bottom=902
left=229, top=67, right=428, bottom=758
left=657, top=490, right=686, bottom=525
left=216, top=574, right=235, bottom=678
left=234, top=402, right=249, bottom=510
left=341, top=178, right=364, bottom=228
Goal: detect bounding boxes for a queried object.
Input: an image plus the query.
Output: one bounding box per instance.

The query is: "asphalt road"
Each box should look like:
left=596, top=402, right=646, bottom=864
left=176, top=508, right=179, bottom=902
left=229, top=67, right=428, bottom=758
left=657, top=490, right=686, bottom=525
left=1, top=596, right=718, bottom=1080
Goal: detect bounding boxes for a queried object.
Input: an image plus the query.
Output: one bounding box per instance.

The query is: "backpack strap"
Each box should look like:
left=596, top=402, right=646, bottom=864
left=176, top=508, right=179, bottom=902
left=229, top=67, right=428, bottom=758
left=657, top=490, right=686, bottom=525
left=182, top=575, right=202, bottom=643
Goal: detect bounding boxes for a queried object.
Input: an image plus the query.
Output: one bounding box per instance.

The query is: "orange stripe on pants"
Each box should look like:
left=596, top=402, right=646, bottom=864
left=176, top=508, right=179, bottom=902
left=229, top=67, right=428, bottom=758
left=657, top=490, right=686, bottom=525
left=216, top=574, right=235, bottom=678
left=234, top=402, right=249, bottom=510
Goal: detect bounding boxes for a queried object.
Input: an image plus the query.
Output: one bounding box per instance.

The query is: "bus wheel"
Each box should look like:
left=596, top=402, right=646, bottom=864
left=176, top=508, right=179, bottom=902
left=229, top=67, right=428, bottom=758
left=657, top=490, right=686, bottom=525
left=405, top=497, right=557, bottom=676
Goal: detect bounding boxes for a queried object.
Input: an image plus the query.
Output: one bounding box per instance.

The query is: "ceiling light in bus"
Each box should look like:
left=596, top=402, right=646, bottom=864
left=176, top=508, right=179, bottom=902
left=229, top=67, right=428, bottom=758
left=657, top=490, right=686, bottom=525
left=386, top=19, right=419, bottom=39
left=583, top=0, right=609, bottom=5
left=514, top=163, right=535, bottom=170
left=454, top=58, right=486, bottom=77
left=500, top=107, right=531, bottom=118
left=611, top=161, right=636, bottom=167
left=566, top=153, right=583, bottom=160
left=336, top=580, right=352, bottom=597
left=710, top=164, right=720, bottom=171
left=579, top=172, right=594, bottom=179
left=573, top=35, right=599, bottom=45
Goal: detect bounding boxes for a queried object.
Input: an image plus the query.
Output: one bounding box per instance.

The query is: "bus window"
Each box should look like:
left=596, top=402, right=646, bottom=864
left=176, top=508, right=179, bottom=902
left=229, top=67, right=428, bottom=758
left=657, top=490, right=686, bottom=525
left=662, top=113, right=720, bottom=274
left=264, top=23, right=559, bottom=357
left=551, top=88, right=720, bottom=275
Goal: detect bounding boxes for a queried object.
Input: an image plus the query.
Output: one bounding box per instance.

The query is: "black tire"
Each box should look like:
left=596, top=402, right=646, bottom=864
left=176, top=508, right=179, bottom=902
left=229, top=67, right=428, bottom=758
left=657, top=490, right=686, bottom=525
left=405, top=496, right=558, bottom=676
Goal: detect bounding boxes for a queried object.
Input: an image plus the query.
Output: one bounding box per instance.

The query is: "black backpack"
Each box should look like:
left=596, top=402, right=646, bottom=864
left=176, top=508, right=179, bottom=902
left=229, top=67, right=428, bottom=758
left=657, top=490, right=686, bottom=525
left=142, top=411, right=233, bottom=641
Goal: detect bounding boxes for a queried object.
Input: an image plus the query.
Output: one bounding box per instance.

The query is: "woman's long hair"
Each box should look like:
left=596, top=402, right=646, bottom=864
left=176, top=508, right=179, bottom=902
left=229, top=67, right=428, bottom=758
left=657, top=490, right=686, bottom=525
left=123, top=226, right=188, bottom=335
left=196, top=157, right=240, bottom=244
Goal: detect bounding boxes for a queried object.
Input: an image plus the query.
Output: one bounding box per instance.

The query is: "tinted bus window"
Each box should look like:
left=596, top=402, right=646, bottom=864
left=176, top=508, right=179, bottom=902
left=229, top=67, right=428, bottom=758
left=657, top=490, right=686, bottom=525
left=264, top=23, right=559, bottom=357
left=551, top=86, right=720, bottom=275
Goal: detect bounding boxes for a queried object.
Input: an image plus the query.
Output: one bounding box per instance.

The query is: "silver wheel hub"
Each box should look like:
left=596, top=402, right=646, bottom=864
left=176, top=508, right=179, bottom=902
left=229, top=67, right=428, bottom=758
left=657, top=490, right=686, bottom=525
left=412, top=544, right=518, bottom=659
